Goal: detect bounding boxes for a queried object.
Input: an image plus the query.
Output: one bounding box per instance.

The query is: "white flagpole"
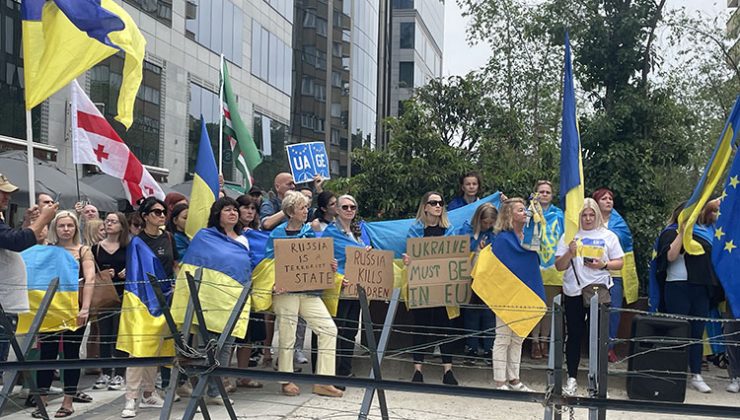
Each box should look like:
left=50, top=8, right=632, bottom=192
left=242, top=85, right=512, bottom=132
left=25, top=110, right=35, bottom=206
left=218, top=54, right=225, bottom=175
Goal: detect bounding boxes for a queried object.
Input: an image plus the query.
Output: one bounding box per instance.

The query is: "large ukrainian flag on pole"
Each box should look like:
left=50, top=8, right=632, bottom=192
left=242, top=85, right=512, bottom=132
left=679, top=97, right=740, bottom=255
left=559, top=31, right=584, bottom=245
left=185, top=116, right=220, bottom=239
left=471, top=231, right=547, bottom=338
left=21, top=0, right=145, bottom=128
left=172, top=228, right=253, bottom=338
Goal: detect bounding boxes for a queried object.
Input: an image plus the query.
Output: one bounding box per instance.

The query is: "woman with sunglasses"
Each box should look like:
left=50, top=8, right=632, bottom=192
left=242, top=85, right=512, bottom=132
left=402, top=192, right=459, bottom=385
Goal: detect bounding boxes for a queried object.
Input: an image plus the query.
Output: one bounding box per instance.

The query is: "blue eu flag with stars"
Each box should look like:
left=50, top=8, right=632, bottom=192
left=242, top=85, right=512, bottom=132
left=713, top=146, right=740, bottom=318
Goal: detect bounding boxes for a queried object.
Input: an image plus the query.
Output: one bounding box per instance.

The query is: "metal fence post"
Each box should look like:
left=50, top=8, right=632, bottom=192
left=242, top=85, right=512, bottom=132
left=544, top=294, right=564, bottom=420
left=587, top=294, right=607, bottom=420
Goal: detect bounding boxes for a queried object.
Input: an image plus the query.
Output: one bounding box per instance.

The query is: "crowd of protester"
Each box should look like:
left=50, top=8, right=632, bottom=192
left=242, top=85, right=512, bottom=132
left=0, top=166, right=738, bottom=418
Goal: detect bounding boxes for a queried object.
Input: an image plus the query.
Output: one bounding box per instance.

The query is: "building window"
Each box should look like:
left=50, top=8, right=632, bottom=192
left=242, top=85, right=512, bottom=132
left=252, top=113, right=290, bottom=191
left=301, top=113, right=315, bottom=129
left=301, top=76, right=314, bottom=95
left=330, top=159, right=340, bottom=175
left=392, top=0, right=414, bottom=9
left=124, top=0, right=173, bottom=27
left=333, top=42, right=342, bottom=57
left=303, top=9, right=316, bottom=27
left=185, top=0, right=243, bottom=66
left=188, top=82, right=235, bottom=180
left=90, top=56, right=162, bottom=167
left=314, top=85, right=326, bottom=102
left=251, top=21, right=292, bottom=95
left=264, top=0, right=294, bottom=23
left=316, top=17, right=328, bottom=36
left=332, top=71, right=342, bottom=87
left=399, top=61, right=414, bottom=87
left=331, top=103, right=341, bottom=118
left=331, top=128, right=340, bottom=145
left=399, top=22, right=414, bottom=49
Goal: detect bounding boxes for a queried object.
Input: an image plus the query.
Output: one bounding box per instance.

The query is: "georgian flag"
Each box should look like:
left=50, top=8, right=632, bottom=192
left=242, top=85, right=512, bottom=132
left=70, top=80, right=164, bottom=204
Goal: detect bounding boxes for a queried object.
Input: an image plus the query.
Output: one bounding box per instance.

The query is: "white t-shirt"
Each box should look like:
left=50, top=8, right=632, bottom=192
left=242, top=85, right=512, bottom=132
left=556, top=227, right=624, bottom=297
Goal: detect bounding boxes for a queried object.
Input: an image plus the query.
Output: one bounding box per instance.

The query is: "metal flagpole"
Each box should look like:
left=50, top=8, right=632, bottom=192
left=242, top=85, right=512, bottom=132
left=218, top=54, right=225, bottom=175
left=25, top=110, right=35, bottom=206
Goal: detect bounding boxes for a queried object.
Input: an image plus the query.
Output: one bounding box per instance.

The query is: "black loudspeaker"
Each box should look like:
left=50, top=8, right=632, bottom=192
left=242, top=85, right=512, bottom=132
left=626, top=315, right=690, bottom=402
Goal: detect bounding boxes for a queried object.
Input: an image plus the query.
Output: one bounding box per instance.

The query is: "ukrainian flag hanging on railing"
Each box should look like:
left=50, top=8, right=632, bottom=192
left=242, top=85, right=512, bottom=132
left=117, top=237, right=174, bottom=357
left=185, top=116, right=220, bottom=239
left=17, top=246, right=79, bottom=334
left=679, top=96, right=740, bottom=255
left=172, top=227, right=253, bottom=338
left=21, top=0, right=145, bottom=128
left=471, top=231, right=547, bottom=338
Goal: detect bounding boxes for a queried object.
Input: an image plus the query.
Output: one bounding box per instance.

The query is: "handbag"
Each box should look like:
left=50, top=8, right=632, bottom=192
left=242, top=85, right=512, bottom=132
left=571, top=261, right=611, bottom=307
left=90, top=246, right=122, bottom=313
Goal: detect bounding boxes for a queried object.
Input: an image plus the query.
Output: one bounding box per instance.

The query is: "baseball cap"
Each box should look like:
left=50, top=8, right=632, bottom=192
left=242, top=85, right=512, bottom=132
left=0, top=173, right=18, bottom=193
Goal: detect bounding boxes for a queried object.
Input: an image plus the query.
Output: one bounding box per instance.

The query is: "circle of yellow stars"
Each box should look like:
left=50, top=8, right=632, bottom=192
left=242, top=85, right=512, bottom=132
left=717, top=175, right=740, bottom=254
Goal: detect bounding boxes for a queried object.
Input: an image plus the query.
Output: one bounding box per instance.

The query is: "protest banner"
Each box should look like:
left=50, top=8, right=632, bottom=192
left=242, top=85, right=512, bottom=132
left=343, top=246, right=394, bottom=300
left=274, top=238, right=334, bottom=292
left=406, top=235, right=472, bottom=308
left=286, top=142, right=331, bottom=184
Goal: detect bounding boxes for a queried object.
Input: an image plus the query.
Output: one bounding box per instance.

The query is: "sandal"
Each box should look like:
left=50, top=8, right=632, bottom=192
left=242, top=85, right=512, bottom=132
left=54, top=407, right=74, bottom=418
left=31, top=408, right=48, bottom=419
left=237, top=379, right=263, bottom=388
left=72, top=391, right=92, bottom=403
left=281, top=382, right=300, bottom=396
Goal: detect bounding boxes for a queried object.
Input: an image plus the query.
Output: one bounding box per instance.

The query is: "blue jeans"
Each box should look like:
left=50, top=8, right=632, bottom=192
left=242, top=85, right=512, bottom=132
left=609, top=277, right=623, bottom=350
left=664, top=281, right=710, bottom=374
left=463, top=306, right=495, bottom=352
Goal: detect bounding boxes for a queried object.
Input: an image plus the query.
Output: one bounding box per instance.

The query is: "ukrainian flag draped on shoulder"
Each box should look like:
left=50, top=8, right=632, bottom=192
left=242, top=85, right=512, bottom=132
left=538, top=205, right=564, bottom=286
left=322, top=223, right=369, bottom=313
left=21, top=0, right=145, bottom=128
left=173, top=227, right=252, bottom=338
left=117, top=237, right=174, bottom=357
left=17, top=246, right=79, bottom=334
left=185, top=116, right=220, bottom=239
left=609, top=210, right=639, bottom=304
left=471, top=231, right=546, bottom=338
left=560, top=31, right=585, bottom=245
left=679, top=96, right=740, bottom=255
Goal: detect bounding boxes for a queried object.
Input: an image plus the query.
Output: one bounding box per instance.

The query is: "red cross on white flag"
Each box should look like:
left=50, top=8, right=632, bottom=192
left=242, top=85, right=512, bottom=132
left=70, top=80, right=164, bottom=204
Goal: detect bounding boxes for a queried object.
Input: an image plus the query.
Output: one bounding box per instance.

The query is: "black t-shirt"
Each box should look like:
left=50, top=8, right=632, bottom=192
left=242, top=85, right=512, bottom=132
left=92, top=243, right=127, bottom=298
left=285, top=229, right=301, bottom=236
left=138, top=231, right=178, bottom=278
left=423, top=225, right=446, bottom=237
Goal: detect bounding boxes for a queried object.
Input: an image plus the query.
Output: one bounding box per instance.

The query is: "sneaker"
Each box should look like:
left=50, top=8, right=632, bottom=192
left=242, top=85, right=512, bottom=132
left=495, top=383, right=510, bottom=390
left=727, top=377, right=740, bottom=393
left=482, top=351, right=493, bottom=367
left=294, top=350, right=309, bottom=365
left=48, top=386, right=63, bottom=394
left=121, top=398, right=136, bottom=418
left=176, top=381, right=193, bottom=397
left=205, top=396, right=235, bottom=405
left=411, top=370, right=424, bottom=383
left=108, top=375, right=125, bottom=391
left=139, top=393, right=165, bottom=408
left=463, top=348, right=477, bottom=366
left=94, top=373, right=111, bottom=390
left=442, top=370, right=459, bottom=386
left=509, top=382, right=533, bottom=392
left=608, top=349, right=619, bottom=363
left=690, top=374, right=712, bottom=393
left=563, top=377, right=577, bottom=396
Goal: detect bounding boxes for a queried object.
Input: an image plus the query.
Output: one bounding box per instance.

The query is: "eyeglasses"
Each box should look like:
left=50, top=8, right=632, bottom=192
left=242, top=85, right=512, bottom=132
left=105, top=219, right=120, bottom=225
left=149, top=208, right=167, bottom=217
left=426, top=200, right=444, bottom=207
left=341, top=204, right=357, bottom=211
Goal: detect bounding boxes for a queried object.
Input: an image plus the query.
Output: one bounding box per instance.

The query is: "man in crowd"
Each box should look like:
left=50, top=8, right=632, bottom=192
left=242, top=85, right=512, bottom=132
left=74, top=202, right=100, bottom=221
left=0, top=174, right=57, bottom=251
left=260, top=172, right=297, bottom=230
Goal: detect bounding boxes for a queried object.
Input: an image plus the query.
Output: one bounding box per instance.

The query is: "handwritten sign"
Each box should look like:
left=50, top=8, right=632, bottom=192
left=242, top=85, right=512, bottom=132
left=274, top=238, right=334, bottom=292
left=406, top=235, right=472, bottom=308
left=343, top=246, right=394, bottom=300
left=286, top=142, right=331, bottom=184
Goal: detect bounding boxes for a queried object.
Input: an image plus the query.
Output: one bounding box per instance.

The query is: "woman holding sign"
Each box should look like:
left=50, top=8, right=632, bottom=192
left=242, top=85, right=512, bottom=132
left=403, top=191, right=459, bottom=386
left=268, top=191, right=343, bottom=398
left=555, top=198, right=624, bottom=396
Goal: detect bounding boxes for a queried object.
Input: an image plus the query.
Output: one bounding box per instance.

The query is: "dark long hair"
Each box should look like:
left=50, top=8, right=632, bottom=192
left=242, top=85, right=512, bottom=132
left=236, top=194, right=260, bottom=230
left=207, top=197, right=243, bottom=234
left=312, top=191, right=336, bottom=222
left=166, top=203, right=189, bottom=234
left=138, top=197, right=167, bottom=229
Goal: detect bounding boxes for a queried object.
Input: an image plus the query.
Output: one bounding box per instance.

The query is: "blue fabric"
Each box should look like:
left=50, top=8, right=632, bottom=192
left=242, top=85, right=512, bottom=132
left=463, top=306, right=494, bottom=351
left=243, top=229, right=270, bottom=269
left=183, top=227, right=252, bottom=285
left=322, top=223, right=368, bottom=275
left=21, top=245, right=79, bottom=292
left=559, top=31, right=582, bottom=208
left=537, top=204, right=564, bottom=269
left=54, top=0, right=125, bottom=49
left=664, top=281, right=709, bottom=374
left=608, top=210, right=634, bottom=252
left=173, top=231, right=190, bottom=260
left=608, top=277, right=623, bottom=350
left=195, top=116, right=220, bottom=197
left=259, top=195, right=282, bottom=227
left=490, top=230, right=546, bottom=302
left=713, top=149, right=740, bottom=318
left=20, top=0, right=44, bottom=20
left=456, top=221, right=495, bottom=251
left=265, top=222, right=315, bottom=258
left=448, top=196, right=476, bottom=211
left=126, top=236, right=169, bottom=316
left=693, top=224, right=715, bottom=245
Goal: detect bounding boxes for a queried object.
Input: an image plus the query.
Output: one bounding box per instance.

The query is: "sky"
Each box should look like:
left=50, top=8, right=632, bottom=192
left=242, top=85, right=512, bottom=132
left=443, top=0, right=728, bottom=77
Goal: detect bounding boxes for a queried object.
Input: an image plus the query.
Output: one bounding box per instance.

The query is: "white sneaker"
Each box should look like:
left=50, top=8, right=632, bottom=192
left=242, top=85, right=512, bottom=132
left=690, top=374, right=712, bottom=393
left=48, top=386, right=63, bottom=394
left=139, top=393, right=165, bottom=408
left=121, top=398, right=136, bottom=418
left=727, top=377, right=740, bottom=393
left=108, top=375, right=125, bottom=391
left=509, top=382, right=534, bottom=392
left=563, top=377, right=577, bottom=396
left=495, top=383, right=510, bottom=390
left=94, top=373, right=111, bottom=389
left=294, top=350, right=308, bottom=365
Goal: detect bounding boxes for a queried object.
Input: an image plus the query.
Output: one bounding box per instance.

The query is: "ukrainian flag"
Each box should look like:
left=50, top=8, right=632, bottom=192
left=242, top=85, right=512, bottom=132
left=172, top=227, right=253, bottom=338
left=17, top=246, right=79, bottom=334
left=471, top=231, right=547, bottom=338
left=21, top=0, right=145, bottom=128
left=560, top=31, right=584, bottom=245
left=321, top=223, right=370, bottom=312
left=185, top=116, right=220, bottom=239
left=679, top=97, right=740, bottom=255
left=608, top=210, right=640, bottom=304
left=539, top=205, right=565, bottom=286
left=117, top=237, right=174, bottom=357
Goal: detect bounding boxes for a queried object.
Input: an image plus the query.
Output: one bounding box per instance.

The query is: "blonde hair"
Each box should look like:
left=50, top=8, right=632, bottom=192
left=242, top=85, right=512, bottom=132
left=82, top=218, right=105, bottom=246
left=337, top=194, right=357, bottom=207
left=580, top=198, right=604, bottom=230
left=47, top=210, right=81, bottom=245
left=414, top=191, right=450, bottom=228
left=281, top=190, right=311, bottom=218
left=494, top=198, right=526, bottom=233
left=534, top=180, right=553, bottom=193
left=471, top=203, right=498, bottom=238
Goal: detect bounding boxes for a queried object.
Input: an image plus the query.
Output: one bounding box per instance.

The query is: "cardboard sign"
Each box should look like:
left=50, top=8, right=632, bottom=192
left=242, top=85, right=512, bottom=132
left=406, top=235, right=472, bottom=308
left=274, top=238, right=334, bottom=292
left=286, top=142, right=331, bottom=184
left=343, top=246, right=394, bottom=300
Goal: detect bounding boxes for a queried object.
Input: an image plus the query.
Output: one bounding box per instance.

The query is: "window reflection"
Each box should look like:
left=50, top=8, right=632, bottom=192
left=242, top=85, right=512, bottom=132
left=187, top=82, right=235, bottom=181
left=185, top=0, right=243, bottom=66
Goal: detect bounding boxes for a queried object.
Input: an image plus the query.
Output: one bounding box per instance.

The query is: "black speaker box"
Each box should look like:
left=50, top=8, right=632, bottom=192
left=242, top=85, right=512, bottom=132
left=626, top=315, right=690, bottom=402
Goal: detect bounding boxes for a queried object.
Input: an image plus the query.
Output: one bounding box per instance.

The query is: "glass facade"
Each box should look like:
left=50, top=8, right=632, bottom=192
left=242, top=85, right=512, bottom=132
left=90, top=57, right=163, bottom=167
left=251, top=20, right=292, bottom=95
left=399, top=22, right=414, bottom=49
left=124, top=0, right=173, bottom=26
left=185, top=0, right=244, bottom=66
left=264, top=0, right=294, bottom=23
left=187, top=82, right=234, bottom=181
left=350, top=0, right=379, bottom=150
left=252, top=113, right=290, bottom=190
left=399, top=61, right=414, bottom=87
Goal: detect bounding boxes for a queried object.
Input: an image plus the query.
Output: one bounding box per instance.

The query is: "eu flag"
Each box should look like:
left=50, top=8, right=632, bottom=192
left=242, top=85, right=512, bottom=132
left=712, top=146, right=740, bottom=317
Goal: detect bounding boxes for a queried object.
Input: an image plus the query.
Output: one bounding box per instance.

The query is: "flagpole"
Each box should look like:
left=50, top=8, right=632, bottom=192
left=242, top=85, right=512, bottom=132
left=25, top=110, right=35, bottom=206
left=218, top=54, right=225, bottom=175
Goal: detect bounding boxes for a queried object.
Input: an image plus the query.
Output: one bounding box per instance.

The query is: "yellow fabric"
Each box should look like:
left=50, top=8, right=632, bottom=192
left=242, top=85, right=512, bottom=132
left=541, top=266, right=564, bottom=287
left=321, top=273, right=344, bottom=317
left=116, top=291, right=174, bottom=357
left=17, top=290, right=78, bottom=334
left=251, top=258, right=275, bottom=312
left=184, top=174, right=215, bottom=239
left=621, top=251, right=639, bottom=304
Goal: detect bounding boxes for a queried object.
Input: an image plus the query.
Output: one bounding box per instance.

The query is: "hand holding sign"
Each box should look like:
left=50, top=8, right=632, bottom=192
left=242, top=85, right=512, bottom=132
left=286, top=142, right=331, bottom=184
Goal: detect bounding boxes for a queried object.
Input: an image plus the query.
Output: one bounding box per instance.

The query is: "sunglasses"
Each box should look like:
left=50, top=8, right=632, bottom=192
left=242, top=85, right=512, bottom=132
left=426, top=200, right=444, bottom=207
left=341, top=204, right=357, bottom=211
left=148, top=208, right=167, bottom=217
